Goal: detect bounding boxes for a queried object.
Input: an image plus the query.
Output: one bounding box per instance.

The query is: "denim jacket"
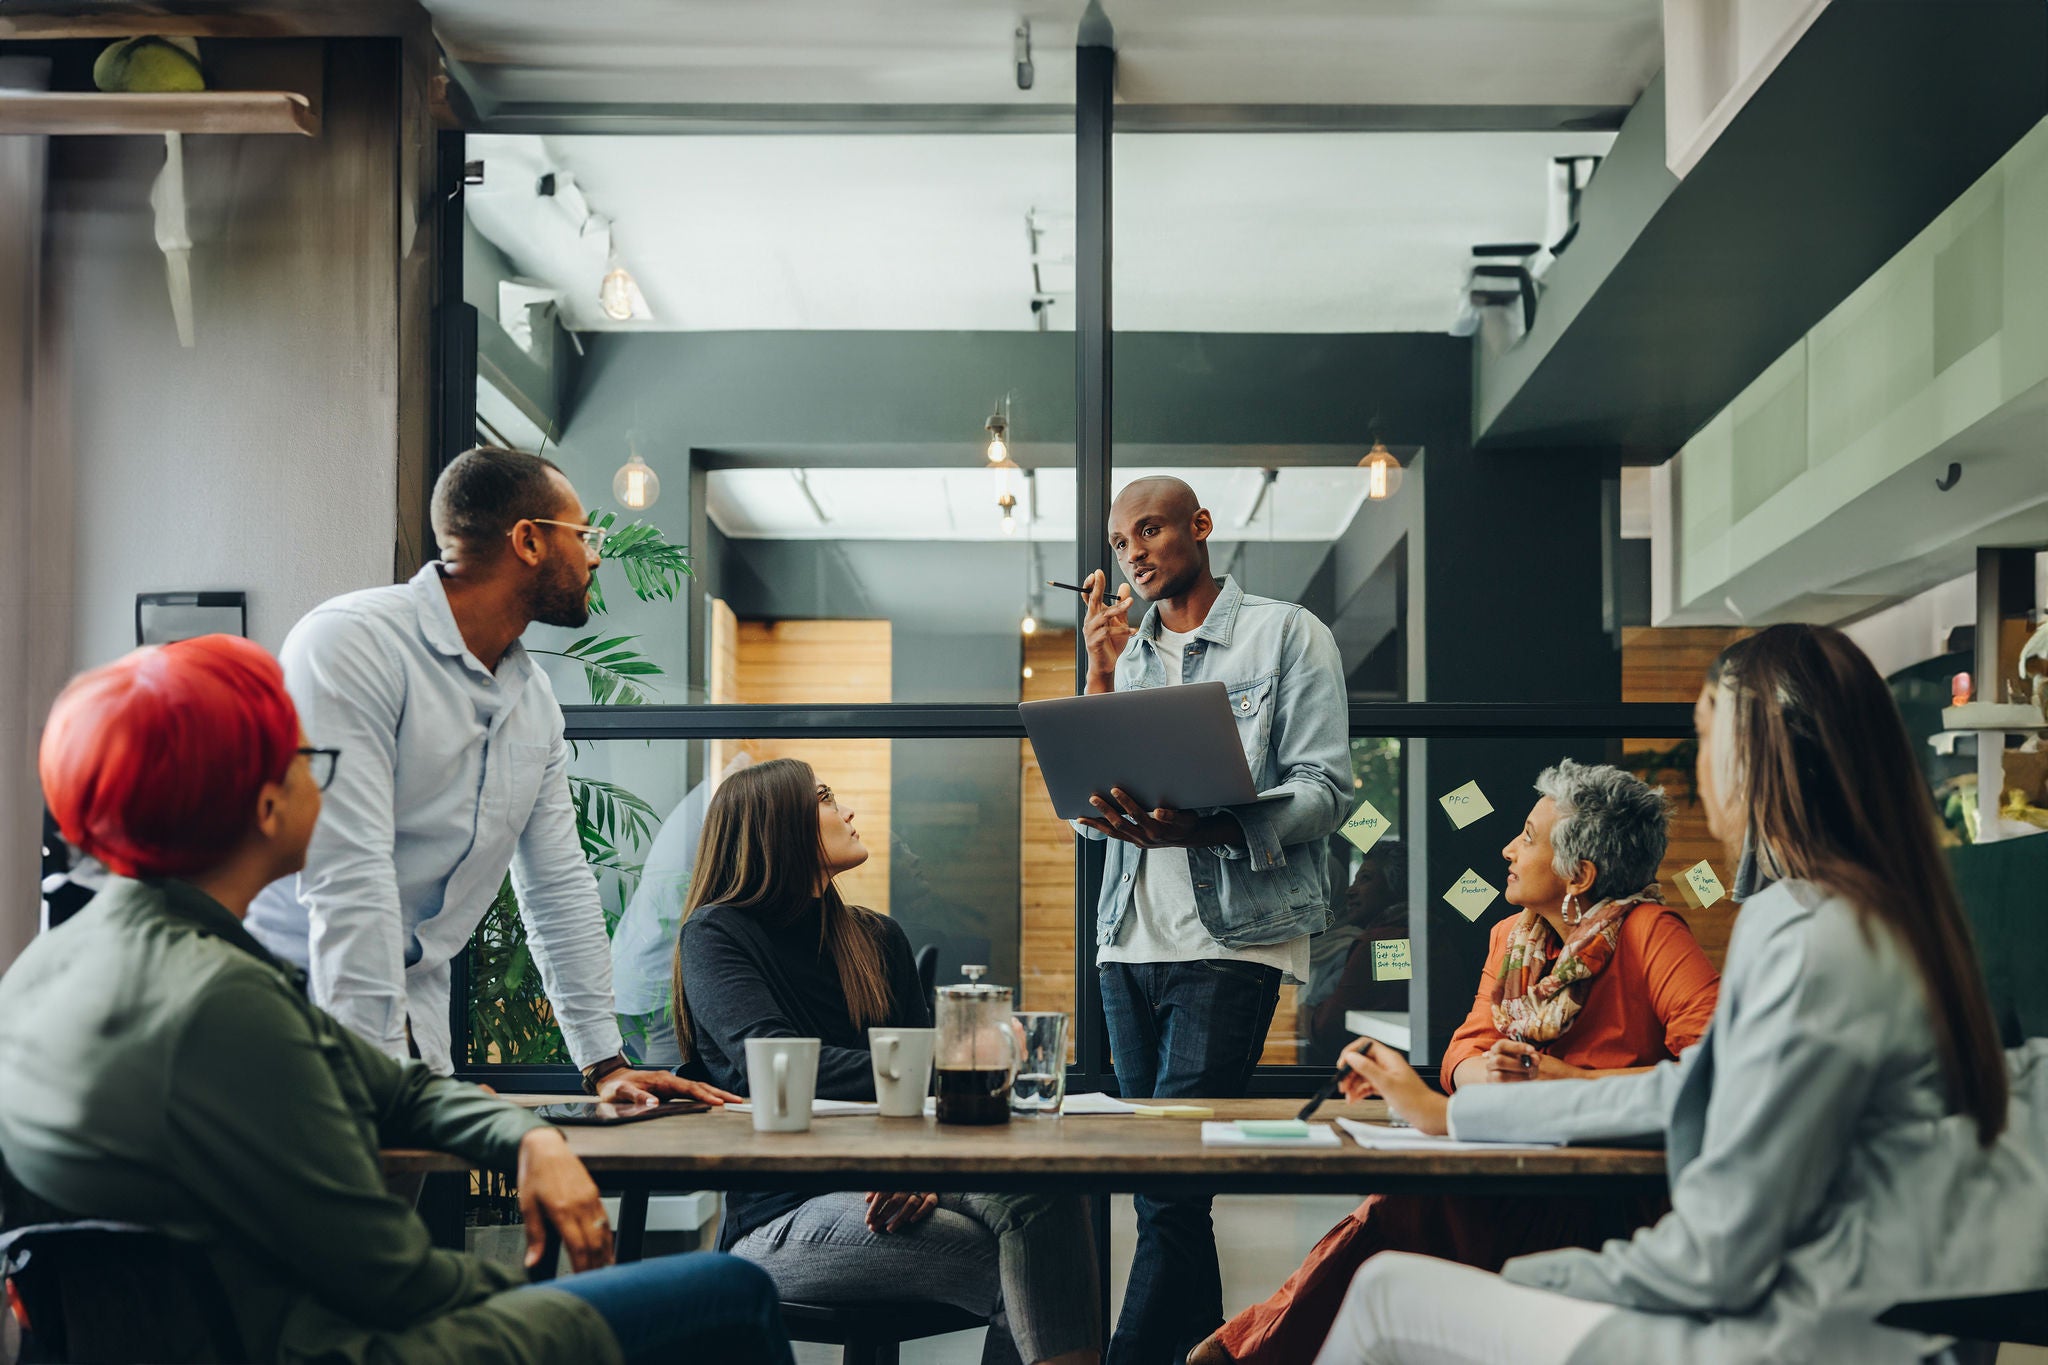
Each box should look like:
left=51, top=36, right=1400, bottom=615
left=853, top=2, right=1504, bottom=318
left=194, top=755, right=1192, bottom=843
left=1080, top=576, right=1351, bottom=950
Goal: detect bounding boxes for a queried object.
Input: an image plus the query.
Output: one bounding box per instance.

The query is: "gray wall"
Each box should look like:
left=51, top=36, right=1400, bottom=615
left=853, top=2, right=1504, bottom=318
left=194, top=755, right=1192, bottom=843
left=49, top=45, right=411, bottom=669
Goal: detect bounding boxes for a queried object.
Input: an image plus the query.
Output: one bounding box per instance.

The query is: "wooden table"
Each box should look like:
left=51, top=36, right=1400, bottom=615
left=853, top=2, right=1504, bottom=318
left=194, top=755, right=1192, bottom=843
left=385, top=1097, right=1666, bottom=1259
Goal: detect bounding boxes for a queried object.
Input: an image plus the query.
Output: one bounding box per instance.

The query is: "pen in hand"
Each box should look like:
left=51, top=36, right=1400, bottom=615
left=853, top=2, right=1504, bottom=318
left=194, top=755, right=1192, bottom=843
left=1295, top=1065, right=1349, bottom=1122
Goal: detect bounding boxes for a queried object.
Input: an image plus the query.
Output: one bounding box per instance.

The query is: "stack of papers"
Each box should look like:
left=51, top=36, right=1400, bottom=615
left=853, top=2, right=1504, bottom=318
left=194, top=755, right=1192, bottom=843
left=1060, top=1093, right=1213, bottom=1118
left=1200, top=1120, right=1341, bottom=1148
left=1334, top=1117, right=1564, bottom=1152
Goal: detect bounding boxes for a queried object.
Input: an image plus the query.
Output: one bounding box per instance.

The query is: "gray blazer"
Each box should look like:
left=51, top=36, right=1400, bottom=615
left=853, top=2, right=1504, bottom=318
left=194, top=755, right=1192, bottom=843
left=1451, top=879, right=2048, bottom=1365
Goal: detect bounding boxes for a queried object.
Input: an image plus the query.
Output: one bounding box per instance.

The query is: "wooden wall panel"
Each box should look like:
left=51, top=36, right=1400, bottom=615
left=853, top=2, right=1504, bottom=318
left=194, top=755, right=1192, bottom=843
left=1622, top=625, right=1752, bottom=967
left=1020, top=631, right=1077, bottom=1042
left=709, top=609, right=893, bottom=913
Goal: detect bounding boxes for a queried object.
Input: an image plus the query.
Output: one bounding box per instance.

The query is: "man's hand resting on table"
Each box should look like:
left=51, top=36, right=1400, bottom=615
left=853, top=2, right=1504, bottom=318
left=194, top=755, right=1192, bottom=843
left=1338, top=1037, right=1450, bottom=1136
left=518, top=1128, right=612, bottom=1272
left=593, top=1067, right=744, bottom=1109
left=864, top=1191, right=939, bottom=1234
left=1076, top=786, right=1243, bottom=851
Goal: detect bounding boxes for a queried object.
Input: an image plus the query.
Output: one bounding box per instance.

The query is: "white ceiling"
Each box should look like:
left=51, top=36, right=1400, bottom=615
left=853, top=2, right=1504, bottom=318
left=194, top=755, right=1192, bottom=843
left=466, top=128, right=1615, bottom=332
left=708, top=465, right=1380, bottom=541
left=426, top=0, right=1662, bottom=111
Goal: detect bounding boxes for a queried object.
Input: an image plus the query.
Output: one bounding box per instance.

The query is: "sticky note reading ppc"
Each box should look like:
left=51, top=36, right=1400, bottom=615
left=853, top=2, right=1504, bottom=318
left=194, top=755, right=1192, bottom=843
left=1677, top=859, right=1726, bottom=910
left=1340, top=797, right=1391, bottom=855
left=1442, top=868, right=1500, bottom=922
left=1438, top=781, right=1493, bottom=828
left=1371, top=939, right=1413, bottom=982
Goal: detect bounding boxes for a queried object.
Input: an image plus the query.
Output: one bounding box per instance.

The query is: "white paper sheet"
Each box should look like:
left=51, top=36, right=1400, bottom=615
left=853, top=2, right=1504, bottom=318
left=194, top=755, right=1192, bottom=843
left=1334, top=1117, right=1564, bottom=1151
left=1200, top=1121, right=1341, bottom=1148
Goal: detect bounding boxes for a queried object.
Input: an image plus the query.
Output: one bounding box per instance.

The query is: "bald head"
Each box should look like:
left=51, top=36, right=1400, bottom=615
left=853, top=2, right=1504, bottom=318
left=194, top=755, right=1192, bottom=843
left=1107, top=476, right=1213, bottom=603
left=1111, top=476, right=1201, bottom=524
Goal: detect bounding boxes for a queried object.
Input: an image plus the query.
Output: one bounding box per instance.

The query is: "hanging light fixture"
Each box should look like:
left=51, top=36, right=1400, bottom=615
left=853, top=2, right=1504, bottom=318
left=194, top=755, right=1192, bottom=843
left=985, top=395, right=1011, bottom=464
left=997, top=491, right=1018, bottom=536
left=1359, top=439, right=1404, bottom=501
left=1020, top=612, right=1038, bottom=636
left=593, top=216, right=650, bottom=322
left=1022, top=665, right=1035, bottom=680
left=613, top=440, right=659, bottom=511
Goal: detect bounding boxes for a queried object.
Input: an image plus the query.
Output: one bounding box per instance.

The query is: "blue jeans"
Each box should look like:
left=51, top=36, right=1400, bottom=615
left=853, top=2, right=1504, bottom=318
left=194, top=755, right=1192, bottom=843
left=1100, top=959, right=1283, bottom=1365
left=517, top=1251, right=794, bottom=1365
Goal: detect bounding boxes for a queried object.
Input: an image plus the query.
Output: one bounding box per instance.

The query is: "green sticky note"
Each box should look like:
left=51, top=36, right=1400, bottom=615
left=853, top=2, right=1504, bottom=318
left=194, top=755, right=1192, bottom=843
left=1442, top=868, right=1499, bottom=922
left=1340, top=797, right=1390, bottom=855
left=1438, top=780, right=1493, bottom=829
left=1371, top=939, right=1413, bottom=982
left=1237, top=1120, right=1310, bottom=1138
left=1678, top=859, right=1726, bottom=910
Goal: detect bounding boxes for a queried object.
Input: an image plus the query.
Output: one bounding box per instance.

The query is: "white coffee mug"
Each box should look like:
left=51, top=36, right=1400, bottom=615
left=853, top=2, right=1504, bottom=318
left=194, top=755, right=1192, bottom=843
left=868, top=1026, right=937, bottom=1118
left=744, top=1037, right=820, bottom=1133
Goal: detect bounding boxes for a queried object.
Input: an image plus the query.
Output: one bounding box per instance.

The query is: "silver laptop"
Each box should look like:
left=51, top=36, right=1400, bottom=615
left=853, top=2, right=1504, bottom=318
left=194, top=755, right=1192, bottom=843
left=1020, top=682, right=1285, bottom=821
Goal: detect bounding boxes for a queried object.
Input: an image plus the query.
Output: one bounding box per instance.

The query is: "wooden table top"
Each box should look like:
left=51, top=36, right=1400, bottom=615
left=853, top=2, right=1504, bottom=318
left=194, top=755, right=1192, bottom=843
left=383, top=1098, right=1666, bottom=1197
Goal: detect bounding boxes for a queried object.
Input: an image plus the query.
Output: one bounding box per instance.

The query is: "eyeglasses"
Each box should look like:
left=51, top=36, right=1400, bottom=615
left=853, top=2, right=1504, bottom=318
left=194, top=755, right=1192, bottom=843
left=518, top=519, right=611, bottom=551
left=297, top=747, right=341, bottom=791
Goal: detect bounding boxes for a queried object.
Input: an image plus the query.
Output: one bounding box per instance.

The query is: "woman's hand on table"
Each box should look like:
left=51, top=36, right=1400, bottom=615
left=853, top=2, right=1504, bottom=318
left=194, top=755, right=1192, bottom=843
left=1481, top=1039, right=1584, bottom=1083
left=1339, top=1038, right=1450, bottom=1136
left=594, top=1067, right=744, bottom=1108
left=517, top=1128, right=613, bottom=1273
left=864, top=1191, right=938, bottom=1234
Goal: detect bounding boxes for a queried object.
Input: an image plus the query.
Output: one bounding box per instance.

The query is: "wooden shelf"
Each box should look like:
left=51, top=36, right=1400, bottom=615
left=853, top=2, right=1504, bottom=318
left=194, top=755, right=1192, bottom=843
left=0, top=89, right=318, bottom=136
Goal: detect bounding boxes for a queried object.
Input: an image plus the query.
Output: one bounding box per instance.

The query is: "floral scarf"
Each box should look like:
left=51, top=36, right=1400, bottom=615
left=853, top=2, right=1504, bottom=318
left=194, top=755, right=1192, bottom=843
left=1491, top=884, right=1663, bottom=1045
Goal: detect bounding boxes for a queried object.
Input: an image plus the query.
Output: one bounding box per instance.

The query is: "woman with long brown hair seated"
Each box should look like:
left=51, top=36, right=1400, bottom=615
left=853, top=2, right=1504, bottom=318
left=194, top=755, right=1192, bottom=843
left=1192, top=760, right=1720, bottom=1364
left=672, top=757, right=1102, bottom=1365
left=0, top=636, right=792, bottom=1365
left=1324, top=624, right=2048, bottom=1365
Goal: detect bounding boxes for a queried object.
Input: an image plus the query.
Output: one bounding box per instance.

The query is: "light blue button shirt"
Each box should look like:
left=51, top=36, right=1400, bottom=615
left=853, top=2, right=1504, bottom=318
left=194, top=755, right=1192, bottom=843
left=247, top=563, right=620, bottom=1074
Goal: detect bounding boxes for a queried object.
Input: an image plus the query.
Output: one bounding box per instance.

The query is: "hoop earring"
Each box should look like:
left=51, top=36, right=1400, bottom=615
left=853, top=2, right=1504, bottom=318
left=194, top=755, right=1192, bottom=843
left=1561, top=891, right=1581, bottom=928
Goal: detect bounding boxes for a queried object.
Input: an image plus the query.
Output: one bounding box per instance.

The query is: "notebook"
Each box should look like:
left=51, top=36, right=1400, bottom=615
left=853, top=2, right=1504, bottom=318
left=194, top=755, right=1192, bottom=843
left=1200, top=1120, right=1341, bottom=1148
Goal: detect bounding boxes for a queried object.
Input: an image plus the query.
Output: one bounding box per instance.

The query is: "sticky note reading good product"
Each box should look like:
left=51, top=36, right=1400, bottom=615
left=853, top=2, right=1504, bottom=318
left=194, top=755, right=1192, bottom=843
left=1340, top=797, right=1391, bottom=855
left=1438, top=781, right=1493, bottom=829
left=1677, top=859, right=1727, bottom=910
left=1371, top=939, right=1413, bottom=982
left=1442, top=869, right=1499, bottom=922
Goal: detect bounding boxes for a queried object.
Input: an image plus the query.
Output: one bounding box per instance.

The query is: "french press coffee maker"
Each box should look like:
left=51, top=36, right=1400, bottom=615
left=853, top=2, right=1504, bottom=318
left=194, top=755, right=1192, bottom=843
left=933, top=965, right=1022, bottom=1125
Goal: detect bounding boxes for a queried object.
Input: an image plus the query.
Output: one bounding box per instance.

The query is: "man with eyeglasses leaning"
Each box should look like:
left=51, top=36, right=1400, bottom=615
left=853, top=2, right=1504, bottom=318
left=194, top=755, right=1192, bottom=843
left=249, top=446, right=735, bottom=1107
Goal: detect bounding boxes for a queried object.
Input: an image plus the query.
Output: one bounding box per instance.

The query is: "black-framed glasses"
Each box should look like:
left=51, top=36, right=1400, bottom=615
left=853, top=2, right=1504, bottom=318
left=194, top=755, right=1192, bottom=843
left=297, top=747, right=341, bottom=791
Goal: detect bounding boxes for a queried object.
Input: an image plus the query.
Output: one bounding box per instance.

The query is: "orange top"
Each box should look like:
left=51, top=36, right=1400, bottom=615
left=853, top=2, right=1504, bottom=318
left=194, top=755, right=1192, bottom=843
left=1439, top=902, right=1720, bottom=1091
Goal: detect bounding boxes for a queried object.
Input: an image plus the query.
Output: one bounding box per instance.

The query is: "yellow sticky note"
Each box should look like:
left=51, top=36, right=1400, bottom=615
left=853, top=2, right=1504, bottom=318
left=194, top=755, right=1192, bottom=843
left=1340, top=797, right=1390, bottom=855
left=1370, top=939, right=1413, bottom=982
left=1438, top=781, right=1493, bottom=829
left=1677, top=859, right=1726, bottom=910
left=1442, top=868, right=1499, bottom=921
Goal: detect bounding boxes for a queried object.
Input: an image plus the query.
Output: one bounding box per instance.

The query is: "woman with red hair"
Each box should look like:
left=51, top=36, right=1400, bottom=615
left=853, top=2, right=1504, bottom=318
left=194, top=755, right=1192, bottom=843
left=0, top=635, right=793, bottom=1365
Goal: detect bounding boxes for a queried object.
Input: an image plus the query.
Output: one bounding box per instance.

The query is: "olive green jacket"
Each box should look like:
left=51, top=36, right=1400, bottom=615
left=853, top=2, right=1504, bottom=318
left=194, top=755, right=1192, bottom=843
left=0, top=877, right=620, bottom=1365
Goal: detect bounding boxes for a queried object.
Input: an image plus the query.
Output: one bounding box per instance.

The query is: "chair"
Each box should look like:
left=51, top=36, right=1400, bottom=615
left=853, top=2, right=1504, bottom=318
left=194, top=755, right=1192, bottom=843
left=780, top=1300, right=997, bottom=1365
left=0, top=1221, right=243, bottom=1363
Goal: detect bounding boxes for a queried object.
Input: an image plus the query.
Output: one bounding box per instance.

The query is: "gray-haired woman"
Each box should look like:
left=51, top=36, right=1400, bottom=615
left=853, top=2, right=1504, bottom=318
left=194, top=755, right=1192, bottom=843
left=1193, top=760, right=1719, bottom=1365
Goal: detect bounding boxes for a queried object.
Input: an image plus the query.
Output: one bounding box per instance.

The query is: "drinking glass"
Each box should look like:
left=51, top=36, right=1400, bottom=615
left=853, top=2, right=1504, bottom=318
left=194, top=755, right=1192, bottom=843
left=1010, top=1012, right=1069, bottom=1113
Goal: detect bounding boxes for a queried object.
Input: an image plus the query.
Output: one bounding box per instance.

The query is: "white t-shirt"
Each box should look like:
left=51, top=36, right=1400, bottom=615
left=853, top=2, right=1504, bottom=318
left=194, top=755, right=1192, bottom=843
left=1097, top=622, right=1311, bottom=983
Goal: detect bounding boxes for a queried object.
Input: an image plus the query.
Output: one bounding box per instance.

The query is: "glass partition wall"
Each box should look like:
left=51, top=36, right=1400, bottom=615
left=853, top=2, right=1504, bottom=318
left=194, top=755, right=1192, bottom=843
left=448, top=75, right=1678, bottom=1094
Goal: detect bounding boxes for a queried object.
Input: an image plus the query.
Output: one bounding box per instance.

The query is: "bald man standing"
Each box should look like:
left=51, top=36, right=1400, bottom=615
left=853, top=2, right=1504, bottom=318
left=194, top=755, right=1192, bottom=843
left=1075, top=478, right=1350, bottom=1365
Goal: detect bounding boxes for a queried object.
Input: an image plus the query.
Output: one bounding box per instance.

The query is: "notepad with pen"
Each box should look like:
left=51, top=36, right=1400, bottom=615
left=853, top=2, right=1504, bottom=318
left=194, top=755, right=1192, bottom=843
left=1200, top=1120, right=1341, bottom=1148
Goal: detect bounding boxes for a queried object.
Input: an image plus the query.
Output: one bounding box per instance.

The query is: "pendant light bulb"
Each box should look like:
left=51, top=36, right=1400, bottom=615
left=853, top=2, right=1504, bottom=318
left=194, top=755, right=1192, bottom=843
left=1359, top=440, right=1403, bottom=501
left=1020, top=612, right=1037, bottom=637
left=1022, top=665, right=1035, bottom=680
left=997, top=491, right=1018, bottom=536
left=985, top=413, right=1009, bottom=465
left=597, top=222, right=644, bottom=322
left=613, top=449, right=659, bottom=510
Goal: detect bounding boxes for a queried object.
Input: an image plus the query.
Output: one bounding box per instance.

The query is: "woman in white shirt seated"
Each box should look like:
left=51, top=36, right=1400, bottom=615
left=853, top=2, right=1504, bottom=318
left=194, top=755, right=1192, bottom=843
left=1321, top=623, right=2048, bottom=1365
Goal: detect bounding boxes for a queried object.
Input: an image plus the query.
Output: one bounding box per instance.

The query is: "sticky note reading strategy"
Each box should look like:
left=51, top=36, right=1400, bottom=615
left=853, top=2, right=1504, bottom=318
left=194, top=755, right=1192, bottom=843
left=1442, top=869, right=1500, bottom=922
left=1438, top=781, right=1493, bottom=829
left=1340, top=797, right=1391, bottom=855
left=1371, top=938, right=1413, bottom=982
left=1677, top=859, right=1727, bottom=910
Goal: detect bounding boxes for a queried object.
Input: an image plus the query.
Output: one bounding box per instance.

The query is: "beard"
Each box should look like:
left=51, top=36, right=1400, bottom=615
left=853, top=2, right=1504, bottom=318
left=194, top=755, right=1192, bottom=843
left=531, top=561, right=592, bottom=629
